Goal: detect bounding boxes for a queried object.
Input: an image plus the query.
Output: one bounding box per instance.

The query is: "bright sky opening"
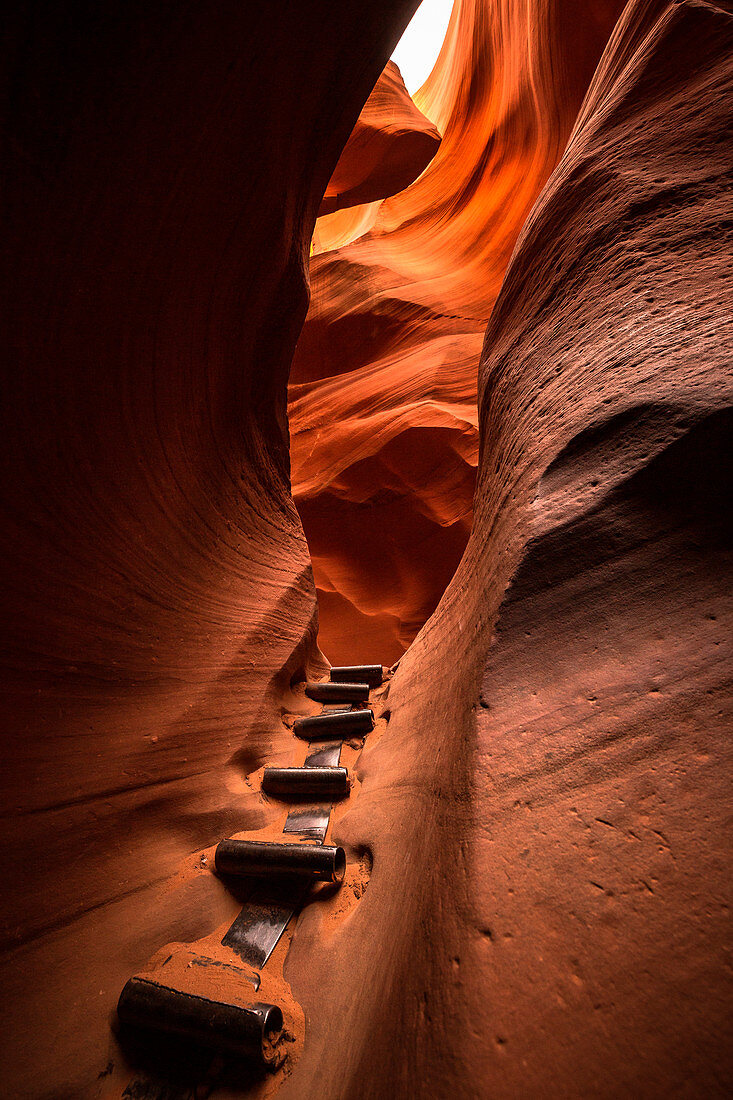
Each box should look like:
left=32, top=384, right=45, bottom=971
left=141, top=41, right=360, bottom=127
left=391, top=0, right=455, bottom=96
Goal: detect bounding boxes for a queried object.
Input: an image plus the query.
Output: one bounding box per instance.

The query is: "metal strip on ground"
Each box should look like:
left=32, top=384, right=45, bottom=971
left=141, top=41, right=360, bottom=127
left=221, top=878, right=311, bottom=968
left=220, top=739, right=344, bottom=967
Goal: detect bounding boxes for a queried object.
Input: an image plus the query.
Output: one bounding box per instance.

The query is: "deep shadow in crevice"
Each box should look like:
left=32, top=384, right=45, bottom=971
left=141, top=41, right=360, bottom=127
left=515, top=406, right=733, bottom=607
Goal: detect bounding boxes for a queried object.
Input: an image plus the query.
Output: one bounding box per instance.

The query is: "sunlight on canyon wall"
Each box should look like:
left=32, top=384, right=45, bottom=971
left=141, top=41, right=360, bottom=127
left=289, top=0, right=626, bottom=665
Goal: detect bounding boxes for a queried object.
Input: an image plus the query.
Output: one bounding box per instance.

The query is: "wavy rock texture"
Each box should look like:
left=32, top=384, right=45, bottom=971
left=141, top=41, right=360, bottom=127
left=281, top=1, right=733, bottom=1096
left=2, top=0, right=731, bottom=1098
left=318, top=60, right=441, bottom=218
left=290, top=0, right=627, bottom=665
left=0, top=2, right=421, bottom=1096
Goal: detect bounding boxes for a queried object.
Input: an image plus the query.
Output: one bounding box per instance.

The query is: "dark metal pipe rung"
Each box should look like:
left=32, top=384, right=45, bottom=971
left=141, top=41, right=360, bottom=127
left=263, top=765, right=349, bottom=799
left=215, top=838, right=346, bottom=884
left=293, top=707, right=374, bottom=740
left=329, top=664, right=383, bottom=687
left=305, top=680, right=369, bottom=703
left=117, top=977, right=283, bottom=1065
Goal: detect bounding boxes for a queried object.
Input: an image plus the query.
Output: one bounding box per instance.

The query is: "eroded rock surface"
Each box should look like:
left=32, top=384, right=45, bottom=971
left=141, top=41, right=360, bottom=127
left=319, top=60, right=441, bottom=218
left=282, top=2, right=733, bottom=1096
left=0, top=2, right=421, bottom=1096
left=290, top=0, right=626, bottom=664
left=1, top=0, right=731, bottom=1098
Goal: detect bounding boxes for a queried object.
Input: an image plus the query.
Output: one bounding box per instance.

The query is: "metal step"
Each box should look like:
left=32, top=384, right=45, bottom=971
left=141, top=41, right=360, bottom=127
left=117, top=977, right=283, bottom=1065
left=305, top=680, right=369, bottom=703
left=329, top=663, right=383, bottom=687
left=262, top=764, right=349, bottom=799
left=293, top=707, right=374, bottom=740
left=215, top=838, right=346, bottom=883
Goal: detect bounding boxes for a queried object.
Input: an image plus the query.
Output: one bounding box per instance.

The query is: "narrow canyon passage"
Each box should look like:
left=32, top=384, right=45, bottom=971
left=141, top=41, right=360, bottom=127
left=1, top=2, right=731, bottom=1099
left=289, top=0, right=627, bottom=665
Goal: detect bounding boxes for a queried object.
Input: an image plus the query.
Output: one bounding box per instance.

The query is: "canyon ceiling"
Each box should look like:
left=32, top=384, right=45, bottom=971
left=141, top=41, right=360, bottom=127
left=1, top=1, right=731, bottom=1098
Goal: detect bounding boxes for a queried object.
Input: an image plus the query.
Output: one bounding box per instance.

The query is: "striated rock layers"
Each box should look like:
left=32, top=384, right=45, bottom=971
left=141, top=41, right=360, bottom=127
left=281, top=2, right=733, bottom=1096
left=318, top=60, right=441, bottom=218
left=290, top=0, right=627, bottom=665
left=0, top=2, right=421, bottom=1096
left=1, top=0, right=731, bottom=1098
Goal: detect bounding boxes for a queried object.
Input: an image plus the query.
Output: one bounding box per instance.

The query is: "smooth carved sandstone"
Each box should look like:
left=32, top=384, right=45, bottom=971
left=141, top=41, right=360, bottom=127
left=0, top=2, right=421, bottom=1096
left=290, top=0, right=627, bottom=665
left=281, top=2, right=733, bottom=1096
left=1, top=0, right=731, bottom=1097
left=318, top=60, right=441, bottom=217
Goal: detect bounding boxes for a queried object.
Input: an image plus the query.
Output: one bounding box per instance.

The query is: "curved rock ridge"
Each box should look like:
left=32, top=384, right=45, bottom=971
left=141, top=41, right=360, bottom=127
left=318, top=60, right=441, bottom=221
left=0, top=2, right=422, bottom=1096
left=1, top=1, right=730, bottom=1097
left=290, top=0, right=626, bottom=665
left=281, top=2, right=733, bottom=1096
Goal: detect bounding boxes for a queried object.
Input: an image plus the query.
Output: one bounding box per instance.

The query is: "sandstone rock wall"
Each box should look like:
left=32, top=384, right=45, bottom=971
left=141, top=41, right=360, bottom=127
left=281, top=2, right=733, bottom=1095
left=319, top=60, right=441, bottom=218
left=1, top=1, right=730, bottom=1097
left=0, top=3, right=420, bottom=1095
left=290, top=0, right=626, bottom=664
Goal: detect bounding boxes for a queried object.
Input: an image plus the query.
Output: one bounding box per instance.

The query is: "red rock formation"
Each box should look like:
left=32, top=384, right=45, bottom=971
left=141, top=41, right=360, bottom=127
left=281, top=2, right=733, bottom=1095
left=2, top=0, right=731, bottom=1097
left=0, top=2, right=421, bottom=1096
left=318, top=61, right=441, bottom=218
left=290, top=0, right=627, bottom=666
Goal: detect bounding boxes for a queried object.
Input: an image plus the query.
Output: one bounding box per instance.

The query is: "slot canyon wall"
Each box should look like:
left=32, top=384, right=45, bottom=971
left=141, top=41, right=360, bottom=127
left=0, top=2, right=421, bottom=1096
left=289, top=0, right=628, bottom=664
left=0, top=1, right=731, bottom=1099
left=280, top=2, right=733, bottom=1096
